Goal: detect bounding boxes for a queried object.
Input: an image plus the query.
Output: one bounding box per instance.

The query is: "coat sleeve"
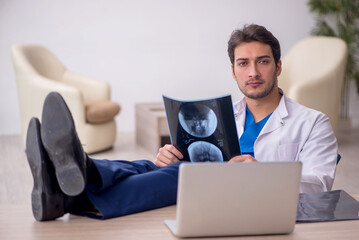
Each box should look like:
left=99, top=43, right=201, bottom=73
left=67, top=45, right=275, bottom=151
left=298, top=114, right=338, bottom=193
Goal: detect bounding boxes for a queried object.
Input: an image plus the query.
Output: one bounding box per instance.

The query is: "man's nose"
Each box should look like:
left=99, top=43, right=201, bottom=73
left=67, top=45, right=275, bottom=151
left=248, top=63, right=261, bottom=79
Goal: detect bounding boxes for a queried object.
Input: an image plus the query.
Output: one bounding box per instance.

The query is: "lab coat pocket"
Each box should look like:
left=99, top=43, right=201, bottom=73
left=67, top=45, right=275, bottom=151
left=277, top=143, right=299, bottom=161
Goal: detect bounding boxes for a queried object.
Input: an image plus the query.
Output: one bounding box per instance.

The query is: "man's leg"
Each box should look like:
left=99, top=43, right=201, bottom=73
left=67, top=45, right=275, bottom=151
left=29, top=91, right=181, bottom=220
left=85, top=159, right=182, bottom=219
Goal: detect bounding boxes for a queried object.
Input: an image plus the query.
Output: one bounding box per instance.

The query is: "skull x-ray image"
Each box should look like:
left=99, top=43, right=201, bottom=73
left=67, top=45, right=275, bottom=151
left=163, top=94, right=240, bottom=162
left=178, top=103, right=217, bottom=138
left=188, top=141, right=223, bottom=162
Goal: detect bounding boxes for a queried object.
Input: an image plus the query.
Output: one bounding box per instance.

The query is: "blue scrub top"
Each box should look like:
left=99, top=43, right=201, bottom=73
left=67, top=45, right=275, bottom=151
left=239, top=107, right=272, bottom=157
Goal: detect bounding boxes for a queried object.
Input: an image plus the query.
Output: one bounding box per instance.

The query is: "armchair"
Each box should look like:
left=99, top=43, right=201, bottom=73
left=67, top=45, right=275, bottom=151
left=11, top=44, right=120, bottom=153
left=278, top=36, right=347, bottom=136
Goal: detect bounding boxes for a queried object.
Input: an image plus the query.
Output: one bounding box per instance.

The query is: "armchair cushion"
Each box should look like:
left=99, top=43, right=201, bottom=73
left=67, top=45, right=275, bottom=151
left=85, top=101, right=121, bottom=123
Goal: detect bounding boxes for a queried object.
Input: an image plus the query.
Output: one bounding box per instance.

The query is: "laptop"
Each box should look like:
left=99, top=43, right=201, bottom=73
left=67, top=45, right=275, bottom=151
left=164, top=161, right=302, bottom=238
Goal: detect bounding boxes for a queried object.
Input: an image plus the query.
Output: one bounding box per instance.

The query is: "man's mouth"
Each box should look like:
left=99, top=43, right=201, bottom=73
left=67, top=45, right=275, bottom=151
left=246, top=80, right=264, bottom=87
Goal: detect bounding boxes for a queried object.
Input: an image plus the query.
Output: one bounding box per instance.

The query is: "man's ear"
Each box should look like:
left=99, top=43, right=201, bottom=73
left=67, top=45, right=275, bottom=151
left=276, top=60, right=282, bottom=77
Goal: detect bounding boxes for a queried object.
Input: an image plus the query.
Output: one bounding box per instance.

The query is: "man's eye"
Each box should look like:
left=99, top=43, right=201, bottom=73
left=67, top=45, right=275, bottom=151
left=238, top=62, right=247, bottom=66
left=259, top=60, right=269, bottom=64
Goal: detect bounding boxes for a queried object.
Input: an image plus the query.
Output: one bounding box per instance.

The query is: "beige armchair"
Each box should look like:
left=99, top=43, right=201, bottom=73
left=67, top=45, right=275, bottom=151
left=11, top=44, right=120, bottom=153
left=278, top=36, right=347, bottom=136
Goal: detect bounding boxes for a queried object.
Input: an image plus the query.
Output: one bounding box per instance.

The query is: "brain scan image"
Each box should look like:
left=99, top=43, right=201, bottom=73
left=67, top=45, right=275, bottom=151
left=178, top=103, right=217, bottom=138
left=187, top=141, right=223, bottom=162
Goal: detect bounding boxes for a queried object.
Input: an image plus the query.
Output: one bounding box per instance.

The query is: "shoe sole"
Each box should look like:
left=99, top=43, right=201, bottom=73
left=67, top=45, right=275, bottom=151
left=26, top=118, right=64, bottom=221
left=41, top=92, right=86, bottom=196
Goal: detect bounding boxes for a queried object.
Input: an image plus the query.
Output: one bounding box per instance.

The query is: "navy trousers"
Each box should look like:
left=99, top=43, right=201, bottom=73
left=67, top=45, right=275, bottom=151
left=84, top=158, right=183, bottom=219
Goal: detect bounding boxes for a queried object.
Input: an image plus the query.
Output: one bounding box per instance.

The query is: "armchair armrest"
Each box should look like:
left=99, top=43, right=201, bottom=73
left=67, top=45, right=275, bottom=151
left=62, top=70, right=110, bottom=102
left=17, top=74, right=87, bottom=148
left=30, top=75, right=86, bottom=124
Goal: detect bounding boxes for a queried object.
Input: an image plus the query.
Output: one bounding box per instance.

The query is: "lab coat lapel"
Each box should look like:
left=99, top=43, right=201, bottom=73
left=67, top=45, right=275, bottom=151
left=234, top=90, right=289, bottom=138
left=259, top=95, right=288, bottom=136
left=234, top=98, right=246, bottom=137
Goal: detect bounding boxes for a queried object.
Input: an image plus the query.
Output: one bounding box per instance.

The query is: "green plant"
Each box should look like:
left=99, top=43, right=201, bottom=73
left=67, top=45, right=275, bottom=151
left=308, top=0, right=359, bottom=94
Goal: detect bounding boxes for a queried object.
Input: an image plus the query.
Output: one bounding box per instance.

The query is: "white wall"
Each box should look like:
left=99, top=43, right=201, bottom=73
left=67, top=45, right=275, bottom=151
left=0, top=0, right=315, bottom=134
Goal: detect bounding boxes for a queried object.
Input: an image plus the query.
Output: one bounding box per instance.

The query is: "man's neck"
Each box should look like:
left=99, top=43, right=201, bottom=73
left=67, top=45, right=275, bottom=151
left=245, top=90, right=282, bottom=123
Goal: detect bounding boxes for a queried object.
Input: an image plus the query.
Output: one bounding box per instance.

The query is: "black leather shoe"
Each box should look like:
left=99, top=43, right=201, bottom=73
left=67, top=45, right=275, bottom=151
left=26, top=117, right=65, bottom=221
left=41, top=92, right=87, bottom=196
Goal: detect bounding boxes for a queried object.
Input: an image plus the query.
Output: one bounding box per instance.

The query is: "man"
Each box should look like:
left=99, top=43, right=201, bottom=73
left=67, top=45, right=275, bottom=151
left=26, top=24, right=337, bottom=221
left=156, top=24, right=337, bottom=193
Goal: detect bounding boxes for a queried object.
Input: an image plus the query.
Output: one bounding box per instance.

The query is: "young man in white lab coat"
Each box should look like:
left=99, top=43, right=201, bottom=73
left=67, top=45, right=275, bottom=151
left=26, top=24, right=337, bottom=221
left=155, top=24, right=337, bottom=193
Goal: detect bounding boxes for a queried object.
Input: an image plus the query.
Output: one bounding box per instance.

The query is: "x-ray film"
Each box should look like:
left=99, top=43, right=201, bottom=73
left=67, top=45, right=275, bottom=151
left=163, top=95, right=240, bottom=162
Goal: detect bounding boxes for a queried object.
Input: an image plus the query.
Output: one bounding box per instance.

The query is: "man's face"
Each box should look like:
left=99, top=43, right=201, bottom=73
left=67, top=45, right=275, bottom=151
left=231, top=41, right=281, bottom=100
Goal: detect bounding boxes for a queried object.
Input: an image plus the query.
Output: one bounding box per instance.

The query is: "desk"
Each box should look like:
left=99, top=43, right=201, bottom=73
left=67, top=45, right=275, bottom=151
left=1, top=202, right=359, bottom=240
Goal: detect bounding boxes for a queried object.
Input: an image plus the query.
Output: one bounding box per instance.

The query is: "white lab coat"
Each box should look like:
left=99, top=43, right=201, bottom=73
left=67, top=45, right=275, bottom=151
left=233, top=91, right=338, bottom=193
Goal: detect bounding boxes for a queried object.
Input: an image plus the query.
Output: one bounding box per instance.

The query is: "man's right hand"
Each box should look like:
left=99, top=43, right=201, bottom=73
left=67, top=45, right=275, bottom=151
left=155, top=144, right=184, bottom=167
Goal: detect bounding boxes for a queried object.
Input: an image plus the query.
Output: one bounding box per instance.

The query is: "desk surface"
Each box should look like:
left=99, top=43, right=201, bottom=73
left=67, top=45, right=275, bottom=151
left=1, top=202, right=359, bottom=240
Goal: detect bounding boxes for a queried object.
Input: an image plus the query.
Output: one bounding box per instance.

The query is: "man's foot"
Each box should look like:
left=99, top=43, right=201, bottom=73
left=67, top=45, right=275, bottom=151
left=26, top=118, right=65, bottom=221
left=41, top=92, right=87, bottom=196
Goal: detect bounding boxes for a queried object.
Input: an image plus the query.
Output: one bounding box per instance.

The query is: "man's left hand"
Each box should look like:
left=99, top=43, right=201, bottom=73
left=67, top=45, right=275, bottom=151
left=229, top=154, right=257, bottom=163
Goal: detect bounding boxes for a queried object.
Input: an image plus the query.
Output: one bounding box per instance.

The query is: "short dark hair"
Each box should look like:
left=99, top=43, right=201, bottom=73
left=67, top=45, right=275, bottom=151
left=227, top=24, right=281, bottom=66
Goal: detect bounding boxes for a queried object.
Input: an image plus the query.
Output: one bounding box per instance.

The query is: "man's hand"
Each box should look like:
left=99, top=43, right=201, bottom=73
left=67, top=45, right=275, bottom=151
left=229, top=154, right=257, bottom=163
left=155, top=144, right=184, bottom=167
